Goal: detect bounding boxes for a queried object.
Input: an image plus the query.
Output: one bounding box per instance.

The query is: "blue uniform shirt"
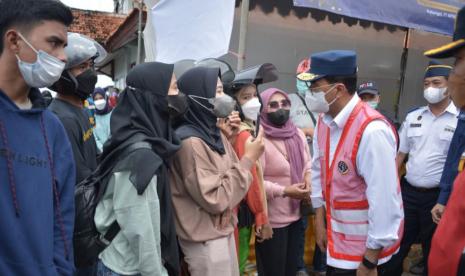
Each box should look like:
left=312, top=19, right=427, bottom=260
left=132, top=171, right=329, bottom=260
left=438, top=111, right=465, bottom=205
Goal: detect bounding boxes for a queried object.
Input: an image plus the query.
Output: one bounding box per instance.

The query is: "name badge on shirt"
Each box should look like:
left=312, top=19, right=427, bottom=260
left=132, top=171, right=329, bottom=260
left=444, top=126, right=455, bottom=133
left=410, top=123, right=422, bottom=128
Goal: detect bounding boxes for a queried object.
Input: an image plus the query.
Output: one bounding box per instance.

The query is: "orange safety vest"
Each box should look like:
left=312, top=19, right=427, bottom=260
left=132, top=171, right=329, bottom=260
left=317, top=100, right=403, bottom=261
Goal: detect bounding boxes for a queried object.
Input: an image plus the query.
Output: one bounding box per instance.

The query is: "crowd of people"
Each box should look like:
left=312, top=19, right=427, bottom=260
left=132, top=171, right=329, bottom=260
left=1, top=0, right=465, bottom=276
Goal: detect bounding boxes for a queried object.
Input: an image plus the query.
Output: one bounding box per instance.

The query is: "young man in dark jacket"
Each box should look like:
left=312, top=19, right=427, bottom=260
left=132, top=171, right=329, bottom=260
left=48, top=32, right=107, bottom=276
left=0, top=0, right=76, bottom=275
left=49, top=33, right=106, bottom=185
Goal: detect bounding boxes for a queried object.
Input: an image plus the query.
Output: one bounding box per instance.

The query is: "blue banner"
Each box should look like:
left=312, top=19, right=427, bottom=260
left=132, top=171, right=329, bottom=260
left=293, top=0, right=465, bottom=35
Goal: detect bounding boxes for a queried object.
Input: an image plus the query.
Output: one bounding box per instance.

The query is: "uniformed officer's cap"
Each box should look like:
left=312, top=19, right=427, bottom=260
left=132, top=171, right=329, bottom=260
left=357, top=81, right=379, bottom=96
left=306, top=50, right=357, bottom=83
left=425, top=6, right=465, bottom=58
left=424, top=60, right=452, bottom=79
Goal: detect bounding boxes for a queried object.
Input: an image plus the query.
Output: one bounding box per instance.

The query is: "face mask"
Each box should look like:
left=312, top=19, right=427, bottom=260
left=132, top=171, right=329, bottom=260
left=241, top=97, right=262, bottom=121
left=423, top=86, right=447, bottom=104
left=94, top=99, right=106, bottom=110
left=16, top=32, right=65, bottom=88
left=189, top=94, right=236, bottom=118
left=267, top=109, right=290, bottom=126
left=367, top=101, right=379, bottom=109
left=305, top=84, right=338, bottom=113
left=167, top=92, right=188, bottom=118
left=449, top=72, right=465, bottom=109
left=74, top=69, right=98, bottom=100
left=296, top=79, right=309, bottom=97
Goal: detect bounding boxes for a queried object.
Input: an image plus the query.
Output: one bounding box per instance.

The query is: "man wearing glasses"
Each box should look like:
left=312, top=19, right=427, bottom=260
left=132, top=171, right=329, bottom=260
left=307, top=50, right=403, bottom=276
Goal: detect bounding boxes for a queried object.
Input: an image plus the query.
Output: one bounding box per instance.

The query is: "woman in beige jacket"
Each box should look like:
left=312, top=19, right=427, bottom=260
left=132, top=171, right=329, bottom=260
left=170, top=66, right=265, bottom=276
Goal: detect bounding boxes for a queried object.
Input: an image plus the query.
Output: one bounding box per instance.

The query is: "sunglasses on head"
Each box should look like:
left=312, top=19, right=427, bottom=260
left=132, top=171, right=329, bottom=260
left=268, top=99, right=291, bottom=109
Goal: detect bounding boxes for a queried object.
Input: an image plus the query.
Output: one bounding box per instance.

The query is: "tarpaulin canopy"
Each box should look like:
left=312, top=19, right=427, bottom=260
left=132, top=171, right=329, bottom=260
left=148, top=0, right=235, bottom=63
left=293, top=0, right=464, bottom=35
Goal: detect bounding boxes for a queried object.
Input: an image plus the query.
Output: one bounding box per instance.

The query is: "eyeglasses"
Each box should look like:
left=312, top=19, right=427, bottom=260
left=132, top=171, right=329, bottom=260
left=268, top=99, right=291, bottom=110
left=309, top=83, right=337, bottom=94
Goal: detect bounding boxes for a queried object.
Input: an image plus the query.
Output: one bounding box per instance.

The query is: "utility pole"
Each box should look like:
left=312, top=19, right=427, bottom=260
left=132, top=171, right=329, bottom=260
left=237, top=0, right=250, bottom=71
left=136, top=0, right=143, bottom=64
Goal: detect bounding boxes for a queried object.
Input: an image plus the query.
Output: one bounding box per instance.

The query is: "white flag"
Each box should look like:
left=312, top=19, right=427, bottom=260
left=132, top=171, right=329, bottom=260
left=148, top=0, right=235, bottom=63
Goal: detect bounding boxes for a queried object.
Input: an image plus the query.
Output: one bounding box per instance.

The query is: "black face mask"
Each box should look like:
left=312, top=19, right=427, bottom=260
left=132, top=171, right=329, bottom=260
left=167, top=92, right=188, bottom=119
left=50, top=69, right=98, bottom=100
left=50, top=70, right=77, bottom=96
left=267, top=109, right=290, bottom=126
left=75, top=69, right=98, bottom=100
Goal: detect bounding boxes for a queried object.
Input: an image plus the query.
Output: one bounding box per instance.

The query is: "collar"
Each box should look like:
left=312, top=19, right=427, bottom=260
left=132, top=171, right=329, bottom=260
left=424, top=101, right=460, bottom=117
left=0, top=88, right=45, bottom=113
left=322, top=94, right=360, bottom=129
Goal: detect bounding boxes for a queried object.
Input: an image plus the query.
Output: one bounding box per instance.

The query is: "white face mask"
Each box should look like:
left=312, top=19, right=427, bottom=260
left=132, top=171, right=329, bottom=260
left=305, top=84, right=338, bottom=114
left=94, top=99, right=107, bottom=111
left=16, top=32, right=65, bottom=88
left=241, top=97, right=261, bottom=121
left=423, top=87, right=447, bottom=104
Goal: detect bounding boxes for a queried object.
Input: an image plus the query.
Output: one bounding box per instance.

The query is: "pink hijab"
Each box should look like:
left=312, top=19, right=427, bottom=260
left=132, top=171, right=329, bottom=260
left=260, top=88, right=306, bottom=184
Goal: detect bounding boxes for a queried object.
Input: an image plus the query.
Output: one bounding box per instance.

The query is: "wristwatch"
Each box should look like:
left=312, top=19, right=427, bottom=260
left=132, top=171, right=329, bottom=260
left=362, top=256, right=378, bottom=270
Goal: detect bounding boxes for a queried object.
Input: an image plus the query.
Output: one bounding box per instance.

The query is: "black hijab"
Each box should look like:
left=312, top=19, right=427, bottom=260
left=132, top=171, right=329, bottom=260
left=176, top=66, right=225, bottom=154
left=99, top=62, right=181, bottom=276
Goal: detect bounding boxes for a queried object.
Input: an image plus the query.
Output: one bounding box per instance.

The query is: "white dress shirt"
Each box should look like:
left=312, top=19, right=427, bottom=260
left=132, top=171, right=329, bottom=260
left=311, top=94, right=403, bottom=269
left=399, top=102, right=459, bottom=188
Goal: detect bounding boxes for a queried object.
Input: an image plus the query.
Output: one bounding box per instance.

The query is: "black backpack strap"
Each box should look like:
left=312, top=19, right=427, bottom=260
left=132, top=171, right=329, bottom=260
left=297, top=94, right=317, bottom=126
left=99, top=221, right=121, bottom=246
left=98, top=141, right=153, bottom=245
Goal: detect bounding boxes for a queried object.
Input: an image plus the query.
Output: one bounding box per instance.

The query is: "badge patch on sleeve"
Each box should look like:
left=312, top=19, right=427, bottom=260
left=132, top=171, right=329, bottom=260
left=338, top=161, right=349, bottom=175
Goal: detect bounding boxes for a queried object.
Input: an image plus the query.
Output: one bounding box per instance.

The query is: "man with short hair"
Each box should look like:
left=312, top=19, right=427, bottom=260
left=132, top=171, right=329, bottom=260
left=308, top=50, right=403, bottom=276
left=0, top=0, right=76, bottom=275
left=48, top=32, right=106, bottom=276
left=49, top=33, right=106, bottom=184
left=386, top=60, right=456, bottom=276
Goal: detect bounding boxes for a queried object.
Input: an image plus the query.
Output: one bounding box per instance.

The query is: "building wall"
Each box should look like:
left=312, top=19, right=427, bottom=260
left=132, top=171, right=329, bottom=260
left=398, top=30, right=454, bottom=119
left=113, top=42, right=139, bottom=90
left=222, top=1, right=453, bottom=121
left=110, top=1, right=453, bottom=121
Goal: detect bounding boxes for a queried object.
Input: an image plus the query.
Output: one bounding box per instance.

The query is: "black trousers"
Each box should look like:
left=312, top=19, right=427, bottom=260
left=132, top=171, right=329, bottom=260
left=255, top=220, right=302, bottom=276
left=327, top=263, right=391, bottom=276
left=382, top=177, right=439, bottom=276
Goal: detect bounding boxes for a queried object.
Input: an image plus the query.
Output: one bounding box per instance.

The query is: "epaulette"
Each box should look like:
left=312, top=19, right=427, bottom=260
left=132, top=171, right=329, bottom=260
left=407, top=106, right=421, bottom=114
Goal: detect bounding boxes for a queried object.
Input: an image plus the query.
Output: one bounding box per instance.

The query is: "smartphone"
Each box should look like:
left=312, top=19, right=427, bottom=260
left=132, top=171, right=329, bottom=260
left=254, top=115, right=261, bottom=138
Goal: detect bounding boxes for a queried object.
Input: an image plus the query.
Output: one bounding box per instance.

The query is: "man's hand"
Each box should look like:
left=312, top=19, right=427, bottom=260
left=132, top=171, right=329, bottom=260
left=315, top=207, right=327, bottom=252
left=357, top=248, right=381, bottom=276
left=431, top=203, right=445, bottom=224
left=356, top=263, right=378, bottom=276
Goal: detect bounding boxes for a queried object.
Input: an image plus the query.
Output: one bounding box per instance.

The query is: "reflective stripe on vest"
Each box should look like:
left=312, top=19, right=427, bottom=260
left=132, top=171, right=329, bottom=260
left=317, top=100, right=403, bottom=261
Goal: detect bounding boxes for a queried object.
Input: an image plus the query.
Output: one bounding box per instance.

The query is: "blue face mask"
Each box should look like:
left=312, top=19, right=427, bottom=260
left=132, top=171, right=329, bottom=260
left=296, top=79, right=308, bottom=97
